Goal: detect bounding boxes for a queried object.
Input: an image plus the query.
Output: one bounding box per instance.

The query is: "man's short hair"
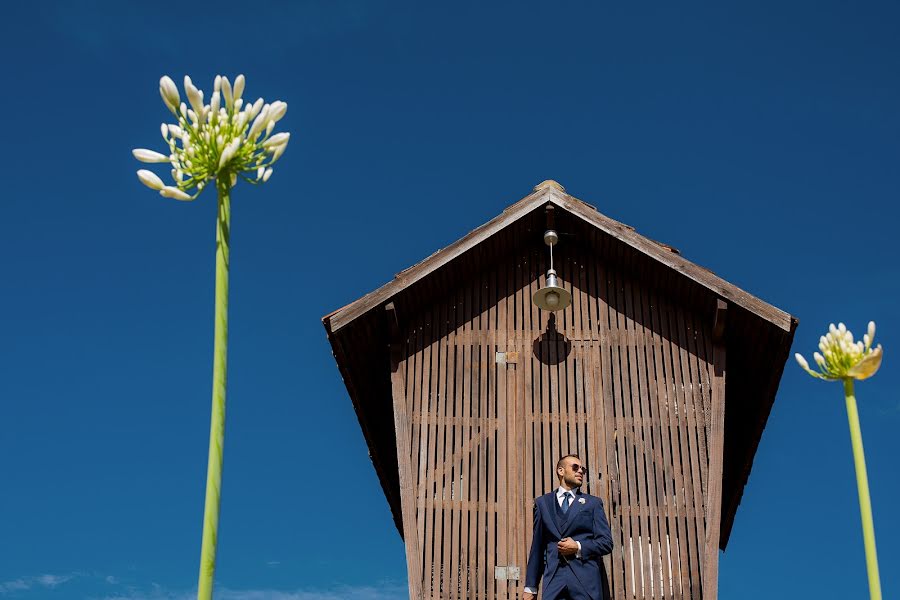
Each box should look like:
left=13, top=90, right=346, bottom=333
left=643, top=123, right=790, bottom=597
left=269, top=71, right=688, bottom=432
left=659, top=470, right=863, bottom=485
left=556, top=454, right=580, bottom=471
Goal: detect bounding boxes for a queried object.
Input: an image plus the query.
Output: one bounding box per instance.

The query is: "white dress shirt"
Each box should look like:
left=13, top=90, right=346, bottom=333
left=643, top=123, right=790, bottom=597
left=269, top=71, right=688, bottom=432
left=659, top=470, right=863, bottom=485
left=524, top=486, right=583, bottom=595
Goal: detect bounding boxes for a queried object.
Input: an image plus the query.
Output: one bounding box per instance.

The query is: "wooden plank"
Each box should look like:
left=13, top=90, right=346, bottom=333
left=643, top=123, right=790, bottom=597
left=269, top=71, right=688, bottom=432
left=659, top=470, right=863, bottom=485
left=448, top=287, right=463, bottom=600
left=673, top=300, right=708, bottom=590
left=460, top=276, right=475, bottom=599
left=654, top=286, right=691, bottom=597
left=387, top=305, right=424, bottom=600
left=421, top=301, right=441, bottom=598
left=623, top=258, right=663, bottom=599
left=436, top=294, right=452, bottom=599
left=596, top=245, right=625, bottom=600
left=486, top=264, right=498, bottom=600
left=475, top=269, right=489, bottom=600
left=703, top=300, right=727, bottom=599
left=661, top=278, right=702, bottom=597
left=638, top=278, right=677, bottom=599
left=409, top=310, right=428, bottom=596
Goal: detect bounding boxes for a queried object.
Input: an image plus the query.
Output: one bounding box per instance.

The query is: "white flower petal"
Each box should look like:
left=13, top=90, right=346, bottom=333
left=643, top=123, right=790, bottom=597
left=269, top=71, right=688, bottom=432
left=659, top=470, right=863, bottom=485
left=133, top=148, right=170, bottom=163
left=159, top=186, right=193, bottom=201
left=137, top=169, right=164, bottom=190
left=233, top=75, right=245, bottom=101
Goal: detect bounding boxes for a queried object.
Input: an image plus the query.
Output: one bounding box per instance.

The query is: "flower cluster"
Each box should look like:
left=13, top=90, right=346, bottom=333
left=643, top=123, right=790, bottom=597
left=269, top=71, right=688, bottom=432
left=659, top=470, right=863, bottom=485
left=795, top=321, right=883, bottom=381
left=133, top=74, right=289, bottom=201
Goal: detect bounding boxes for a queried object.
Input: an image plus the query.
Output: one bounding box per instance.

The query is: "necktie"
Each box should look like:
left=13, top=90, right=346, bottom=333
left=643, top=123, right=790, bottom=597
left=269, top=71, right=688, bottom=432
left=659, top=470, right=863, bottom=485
left=562, top=492, right=572, bottom=513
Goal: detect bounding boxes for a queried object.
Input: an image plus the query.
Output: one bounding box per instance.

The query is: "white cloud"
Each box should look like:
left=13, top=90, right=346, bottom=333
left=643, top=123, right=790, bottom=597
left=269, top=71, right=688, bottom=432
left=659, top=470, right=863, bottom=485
left=96, top=583, right=407, bottom=600
left=0, top=572, right=79, bottom=594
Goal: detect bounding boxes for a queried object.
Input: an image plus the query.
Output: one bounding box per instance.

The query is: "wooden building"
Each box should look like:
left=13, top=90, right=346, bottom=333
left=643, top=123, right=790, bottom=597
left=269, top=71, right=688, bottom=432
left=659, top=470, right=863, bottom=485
left=322, top=180, right=797, bottom=600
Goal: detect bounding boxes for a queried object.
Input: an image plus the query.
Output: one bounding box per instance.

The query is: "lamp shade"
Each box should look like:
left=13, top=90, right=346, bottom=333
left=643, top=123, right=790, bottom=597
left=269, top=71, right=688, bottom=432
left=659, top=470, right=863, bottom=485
left=532, top=269, right=572, bottom=312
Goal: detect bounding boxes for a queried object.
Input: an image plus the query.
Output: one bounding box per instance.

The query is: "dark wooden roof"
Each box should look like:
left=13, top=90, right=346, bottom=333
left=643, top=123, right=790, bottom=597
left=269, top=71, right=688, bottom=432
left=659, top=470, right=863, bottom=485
left=322, top=180, right=798, bottom=549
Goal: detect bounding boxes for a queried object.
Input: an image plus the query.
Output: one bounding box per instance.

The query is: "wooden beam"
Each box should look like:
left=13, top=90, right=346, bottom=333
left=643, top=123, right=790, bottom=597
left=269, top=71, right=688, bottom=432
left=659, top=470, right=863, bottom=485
left=703, top=300, right=727, bottom=599
left=385, top=303, right=424, bottom=600
left=712, top=299, right=727, bottom=343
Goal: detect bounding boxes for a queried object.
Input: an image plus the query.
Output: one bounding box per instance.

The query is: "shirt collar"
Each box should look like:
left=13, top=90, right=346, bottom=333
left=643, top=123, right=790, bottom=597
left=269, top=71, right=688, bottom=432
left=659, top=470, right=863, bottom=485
left=557, top=486, right=580, bottom=498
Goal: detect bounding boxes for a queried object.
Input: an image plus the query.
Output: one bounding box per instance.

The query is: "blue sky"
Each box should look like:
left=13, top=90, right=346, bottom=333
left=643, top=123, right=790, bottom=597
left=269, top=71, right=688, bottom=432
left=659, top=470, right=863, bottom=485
left=1, top=1, right=898, bottom=598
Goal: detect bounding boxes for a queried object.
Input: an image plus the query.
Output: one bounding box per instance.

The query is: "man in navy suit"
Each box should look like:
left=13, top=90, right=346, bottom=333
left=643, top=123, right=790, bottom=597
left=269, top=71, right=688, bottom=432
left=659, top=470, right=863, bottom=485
left=523, top=454, right=613, bottom=600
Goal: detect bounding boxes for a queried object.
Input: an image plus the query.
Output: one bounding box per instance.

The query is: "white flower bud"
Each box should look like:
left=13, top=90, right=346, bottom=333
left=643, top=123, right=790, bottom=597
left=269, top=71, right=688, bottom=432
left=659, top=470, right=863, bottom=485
left=262, top=167, right=273, bottom=182
left=838, top=322, right=846, bottom=333
left=271, top=141, right=288, bottom=161
left=829, top=323, right=838, bottom=335
left=133, top=148, right=171, bottom=163
left=214, top=75, right=222, bottom=93
left=249, top=98, right=264, bottom=120
left=247, top=106, right=271, bottom=139
left=160, top=186, right=193, bottom=201
left=168, top=125, right=184, bottom=139
left=264, top=132, right=290, bottom=148
left=257, top=166, right=265, bottom=179
left=159, top=76, right=180, bottom=114
left=266, top=119, right=276, bottom=136
left=795, top=353, right=810, bottom=371
left=867, top=321, right=876, bottom=342
left=184, top=76, right=205, bottom=116
left=230, top=172, right=237, bottom=187
left=813, top=352, right=825, bottom=367
left=222, top=76, right=233, bottom=110
left=234, top=98, right=243, bottom=112
left=161, top=123, right=170, bottom=140
left=210, top=91, right=220, bottom=115
left=233, top=75, right=245, bottom=101
left=268, top=101, right=287, bottom=123
left=180, top=102, right=188, bottom=117
left=137, top=169, right=165, bottom=190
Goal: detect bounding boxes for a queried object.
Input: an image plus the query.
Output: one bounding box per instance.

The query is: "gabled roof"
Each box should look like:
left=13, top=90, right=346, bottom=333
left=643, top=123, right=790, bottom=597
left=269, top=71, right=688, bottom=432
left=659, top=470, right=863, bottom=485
left=327, top=180, right=793, bottom=335
left=323, top=180, right=798, bottom=548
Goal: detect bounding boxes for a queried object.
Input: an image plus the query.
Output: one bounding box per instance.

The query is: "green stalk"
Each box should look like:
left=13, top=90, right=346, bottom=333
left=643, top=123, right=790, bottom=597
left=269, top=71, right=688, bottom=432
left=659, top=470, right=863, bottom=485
left=197, top=180, right=231, bottom=600
left=843, top=378, right=882, bottom=600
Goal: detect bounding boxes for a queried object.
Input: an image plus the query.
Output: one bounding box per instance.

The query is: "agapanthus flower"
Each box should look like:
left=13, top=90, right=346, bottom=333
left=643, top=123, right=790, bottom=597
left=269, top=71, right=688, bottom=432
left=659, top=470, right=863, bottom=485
left=133, top=74, right=289, bottom=200
left=795, top=321, right=883, bottom=381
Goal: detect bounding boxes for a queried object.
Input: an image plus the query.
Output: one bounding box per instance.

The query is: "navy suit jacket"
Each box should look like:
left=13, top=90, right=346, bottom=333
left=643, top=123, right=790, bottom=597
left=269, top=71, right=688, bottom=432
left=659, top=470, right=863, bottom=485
left=525, top=490, right=613, bottom=600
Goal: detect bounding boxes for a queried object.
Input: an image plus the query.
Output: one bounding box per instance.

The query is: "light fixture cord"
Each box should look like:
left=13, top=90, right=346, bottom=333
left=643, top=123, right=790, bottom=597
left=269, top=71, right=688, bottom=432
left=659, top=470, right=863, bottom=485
left=549, top=240, right=554, bottom=271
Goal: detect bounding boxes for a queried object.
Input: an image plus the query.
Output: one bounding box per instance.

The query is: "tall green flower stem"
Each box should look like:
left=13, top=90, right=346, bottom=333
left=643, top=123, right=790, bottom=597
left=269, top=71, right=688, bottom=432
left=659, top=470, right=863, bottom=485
left=796, top=321, right=883, bottom=600
left=197, top=181, right=231, bottom=600
left=843, top=378, right=882, bottom=600
left=133, top=73, right=290, bottom=600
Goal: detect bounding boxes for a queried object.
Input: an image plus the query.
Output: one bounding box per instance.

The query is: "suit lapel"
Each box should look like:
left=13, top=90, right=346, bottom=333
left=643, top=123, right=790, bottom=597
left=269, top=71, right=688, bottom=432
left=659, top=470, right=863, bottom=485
left=541, top=493, right=563, bottom=539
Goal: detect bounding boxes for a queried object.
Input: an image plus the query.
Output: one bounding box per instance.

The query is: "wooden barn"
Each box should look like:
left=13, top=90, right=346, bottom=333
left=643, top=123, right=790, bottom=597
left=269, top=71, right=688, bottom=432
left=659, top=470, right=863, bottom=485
left=322, top=180, right=797, bottom=600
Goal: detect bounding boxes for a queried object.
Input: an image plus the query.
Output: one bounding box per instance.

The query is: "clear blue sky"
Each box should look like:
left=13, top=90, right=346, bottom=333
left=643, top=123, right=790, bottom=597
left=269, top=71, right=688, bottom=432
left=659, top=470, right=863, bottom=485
left=1, top=1, right=898, bottom=599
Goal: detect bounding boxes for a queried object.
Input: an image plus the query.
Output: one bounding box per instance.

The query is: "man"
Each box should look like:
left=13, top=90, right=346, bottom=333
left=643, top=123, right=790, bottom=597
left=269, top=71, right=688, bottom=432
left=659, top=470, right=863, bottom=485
left=524, top=454, right=613, bottom=600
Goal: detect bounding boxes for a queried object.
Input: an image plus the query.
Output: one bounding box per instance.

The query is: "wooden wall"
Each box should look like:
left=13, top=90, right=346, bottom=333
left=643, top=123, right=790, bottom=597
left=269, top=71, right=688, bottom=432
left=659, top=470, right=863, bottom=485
left=389, top=235, right=726, bottom=600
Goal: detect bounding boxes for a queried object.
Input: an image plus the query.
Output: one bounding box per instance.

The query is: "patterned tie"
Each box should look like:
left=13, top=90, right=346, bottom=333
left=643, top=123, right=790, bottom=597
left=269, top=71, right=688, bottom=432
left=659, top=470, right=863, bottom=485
left=562, top=492, right=572, bottom=514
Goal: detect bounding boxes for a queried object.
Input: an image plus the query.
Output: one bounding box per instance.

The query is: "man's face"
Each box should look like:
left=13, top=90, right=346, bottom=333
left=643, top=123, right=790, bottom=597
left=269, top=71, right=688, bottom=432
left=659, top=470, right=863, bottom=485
left=558, top=456, right=585, bottom=488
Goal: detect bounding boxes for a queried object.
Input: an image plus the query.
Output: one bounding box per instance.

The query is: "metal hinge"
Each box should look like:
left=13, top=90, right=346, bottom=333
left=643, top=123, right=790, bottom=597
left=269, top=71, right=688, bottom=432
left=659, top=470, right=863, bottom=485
left=494, top=565, right=521, bottom=580
left=495, top=351, right=519, bottom=365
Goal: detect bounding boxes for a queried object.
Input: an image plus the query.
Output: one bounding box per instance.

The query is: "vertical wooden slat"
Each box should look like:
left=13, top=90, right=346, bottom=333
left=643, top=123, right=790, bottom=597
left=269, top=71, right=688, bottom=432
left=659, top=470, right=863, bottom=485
left=661, top=279, right=702, bottom=597
left=422, top=301, right=441, bottom=598
left=638, top=280, right=676, bottom=599
left=460, top=278, right=474, bottom=599
left=596, top=247, right=625, bottom=600
left=703, top=300, right=727, bottom=600
left=447, top=288, right=463, bottom=599
left=623, top=258, right=662, bottom=599
left=388, top=305, right=424, bottom=600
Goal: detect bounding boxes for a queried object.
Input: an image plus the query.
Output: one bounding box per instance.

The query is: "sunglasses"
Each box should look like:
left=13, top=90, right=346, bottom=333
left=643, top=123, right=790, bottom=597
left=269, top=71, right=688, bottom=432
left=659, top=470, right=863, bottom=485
left=569, top=464, right=588, bottom=475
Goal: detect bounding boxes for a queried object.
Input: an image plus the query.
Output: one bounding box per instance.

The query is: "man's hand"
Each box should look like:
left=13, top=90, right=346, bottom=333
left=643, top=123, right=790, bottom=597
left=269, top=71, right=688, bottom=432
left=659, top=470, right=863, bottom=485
left=523, top=593, right=536, bottom=600
left=558, top=537, right=579, bottom=556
